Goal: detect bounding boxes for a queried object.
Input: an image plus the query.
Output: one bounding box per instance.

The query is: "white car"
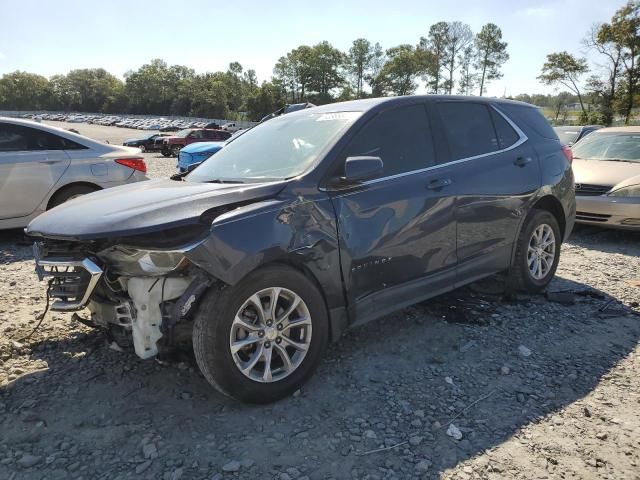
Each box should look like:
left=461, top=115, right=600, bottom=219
left=221, top=122, right=243, bottom=132
left=0, top=117, right=148, bottom=230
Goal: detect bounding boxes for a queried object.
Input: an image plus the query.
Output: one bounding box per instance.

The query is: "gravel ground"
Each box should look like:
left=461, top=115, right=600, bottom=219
left=0, top=123, right=639, bottom=479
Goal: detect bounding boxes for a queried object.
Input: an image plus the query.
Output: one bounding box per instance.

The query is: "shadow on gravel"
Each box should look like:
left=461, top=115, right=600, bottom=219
left=0, top=229, right=33, bottom=265
left=569, top=224, right=640, bottom=255
left=2, top=273, right=639, bottom=479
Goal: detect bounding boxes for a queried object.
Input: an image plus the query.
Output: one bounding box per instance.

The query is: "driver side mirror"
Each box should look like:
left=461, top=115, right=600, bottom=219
left=343, top=156, right=383, bottom=183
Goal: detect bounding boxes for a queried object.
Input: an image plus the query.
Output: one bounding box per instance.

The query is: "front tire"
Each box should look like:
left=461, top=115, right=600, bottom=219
left=192, top=266, right=329, bottom=403
left=511, top=209, right=561, bottom=293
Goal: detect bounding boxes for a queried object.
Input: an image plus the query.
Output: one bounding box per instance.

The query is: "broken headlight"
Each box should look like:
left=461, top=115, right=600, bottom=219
left=97, top=246, right=190, bottom=276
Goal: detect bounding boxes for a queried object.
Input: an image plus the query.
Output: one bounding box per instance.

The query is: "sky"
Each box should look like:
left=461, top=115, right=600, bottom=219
left=0, top=0, right=626, bottom=97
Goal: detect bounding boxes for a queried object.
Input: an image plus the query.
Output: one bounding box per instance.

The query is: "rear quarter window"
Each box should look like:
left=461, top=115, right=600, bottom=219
left=500, top=104, right=558, bottom=140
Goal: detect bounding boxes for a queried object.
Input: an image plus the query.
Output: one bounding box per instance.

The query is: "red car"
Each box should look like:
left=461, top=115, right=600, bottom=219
left=161, top=128, right=232, bottom=157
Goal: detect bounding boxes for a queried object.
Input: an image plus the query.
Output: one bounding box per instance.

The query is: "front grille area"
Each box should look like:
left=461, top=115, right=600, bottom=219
left=33, top=243, right=103, bottom=311
left=575, top=184, right=611, bottom=196
left=576, top=211, right=612, bottom=223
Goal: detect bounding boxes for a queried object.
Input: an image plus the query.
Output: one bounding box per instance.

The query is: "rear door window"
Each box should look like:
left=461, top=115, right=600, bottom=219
left=490, top=109, right=520, bottom=149
left=0, top=123, right=29, bottom=151
left=342, top=104, right=436, bottom=177
left=501, top=104, right=557, bottom=139
left=0, top=123, right=87, bottom=151
left=437, top=102, right=499, bottom=160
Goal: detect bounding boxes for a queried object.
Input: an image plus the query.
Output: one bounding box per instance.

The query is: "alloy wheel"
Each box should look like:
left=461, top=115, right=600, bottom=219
left=229, top=287, right=312, bottom=383
left=527, top=223, right=556, bottom=280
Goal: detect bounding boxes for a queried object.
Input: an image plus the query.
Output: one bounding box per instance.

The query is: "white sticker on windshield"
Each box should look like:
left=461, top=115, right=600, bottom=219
left=315, top=112, right=360, bottom=122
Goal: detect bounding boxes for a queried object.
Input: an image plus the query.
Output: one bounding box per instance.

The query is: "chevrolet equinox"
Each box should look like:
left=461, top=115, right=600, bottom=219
left=27, top=96, right=576, bottom=403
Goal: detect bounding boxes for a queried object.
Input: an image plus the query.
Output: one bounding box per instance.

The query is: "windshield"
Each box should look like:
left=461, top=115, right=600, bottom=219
left=175, top=129, right=192, bottom=137
left=186, top=111, right=361, bottom=183
left=554, top=127, right=580, bottom=145
left=572, top=133, right=640, bottom=163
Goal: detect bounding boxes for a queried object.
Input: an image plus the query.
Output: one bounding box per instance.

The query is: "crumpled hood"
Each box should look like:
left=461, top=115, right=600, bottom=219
left=573, top=159, right=640, bottom=186
left=26, top=179, right=287, bottom=241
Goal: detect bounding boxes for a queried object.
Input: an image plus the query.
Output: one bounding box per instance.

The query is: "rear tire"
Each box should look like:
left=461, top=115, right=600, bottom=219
left=192, top=266, right=329, bottom=403
left=48, top=185, right=100, bottom=209
left=511, top=209, right=561, bottom=293
left=161, top=147, right=171, bottom=157
left=171, top=145, right=181, bottom=157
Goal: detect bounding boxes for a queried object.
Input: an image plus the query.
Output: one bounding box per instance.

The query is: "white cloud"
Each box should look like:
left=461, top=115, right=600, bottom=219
left=517, top=7, right=554, bottom=17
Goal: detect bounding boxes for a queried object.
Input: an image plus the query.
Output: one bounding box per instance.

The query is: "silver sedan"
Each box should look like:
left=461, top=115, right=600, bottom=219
left=0, top=117, right=148, bottom=230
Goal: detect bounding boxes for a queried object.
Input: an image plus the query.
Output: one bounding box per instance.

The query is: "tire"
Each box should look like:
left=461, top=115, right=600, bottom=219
left=161, top=147, right=171, bottom=157
left=171, top=145, right=181, bottom=157
left=48, top=184, right=100, bottom=209
left=192, top=265, right=329, bottom=403
left=511, top=209, right=561, bottom=293
left=139, top=145, right=146, bottom=152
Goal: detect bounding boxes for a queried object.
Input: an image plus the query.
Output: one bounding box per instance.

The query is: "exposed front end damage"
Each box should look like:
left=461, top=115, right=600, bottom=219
left=33, top=239, right=213, bottom=359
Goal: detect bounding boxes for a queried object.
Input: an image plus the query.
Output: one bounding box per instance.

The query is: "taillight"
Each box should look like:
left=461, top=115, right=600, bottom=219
left=561, top=145, right=573, bottom=164
left=115, top=157, right=147, bottom=173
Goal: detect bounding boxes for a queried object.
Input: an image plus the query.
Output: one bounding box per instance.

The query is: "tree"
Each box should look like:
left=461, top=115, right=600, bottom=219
left=377, top=45, right=425, bottom=96
left=308, top=41, right=345, bottom=102
left=246, top=81, right=285, bottom=120
left=608, top=1, right=640, bottom=124
left=365, top=43, right=386, bottom=96
left=538, top=52, right=590, bottom=117
left=348, top=38, right=373, bottom=98
left=475, top=23, right=509, bottom=96
left=420, top=22, right=449, bottom=93
left=457, top=45, right=478, bottom=95
left=442, top=22, right=474, bottom=94
left=0, top=71, right=50, bottom=110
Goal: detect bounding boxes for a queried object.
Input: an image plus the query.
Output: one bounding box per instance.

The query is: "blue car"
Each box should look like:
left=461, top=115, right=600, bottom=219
left=177, top=141, right=225, bottom=173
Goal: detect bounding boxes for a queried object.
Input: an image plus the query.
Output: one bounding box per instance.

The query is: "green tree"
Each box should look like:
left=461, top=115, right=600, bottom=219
left=458, top=45, right=478, bottom=95
left=246, top=81, right=285, bottom=120
left=538, top=52, right=590, bottom=117
left=348, top=38, right=373, bottom=98
left=442, top=22, right=474, bottom=94
left=0, top=71, right=50, bottom=110
left=420, top=22, right=449, bottom=93
left=583, top=24, right=624, bottom=125
left=377, top=45, right=425, bottom=96
left=365, top=42, right=386, bottom=96
left=474, top=23, right=509, bottom=96
left=608, top=1, right=640, bottom=124
left=307, top=41, right=345, bottom=102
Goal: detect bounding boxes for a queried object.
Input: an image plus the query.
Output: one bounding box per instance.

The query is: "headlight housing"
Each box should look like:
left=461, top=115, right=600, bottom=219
left=608, top=184, right=640, bottom=198
left=98, top=246, right=189, bottom=276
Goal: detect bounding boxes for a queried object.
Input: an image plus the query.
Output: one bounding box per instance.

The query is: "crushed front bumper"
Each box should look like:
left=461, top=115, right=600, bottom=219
left=575, top=196, right=640, bottom=230
left=33, top=243, right=103, bottom=311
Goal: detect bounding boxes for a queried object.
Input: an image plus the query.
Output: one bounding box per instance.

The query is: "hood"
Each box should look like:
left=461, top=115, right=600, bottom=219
left=181, top=142, right=225, bottom=154
left=572, top=159, right=640, bottom=186
left=26, top=179, right=287, bottom=241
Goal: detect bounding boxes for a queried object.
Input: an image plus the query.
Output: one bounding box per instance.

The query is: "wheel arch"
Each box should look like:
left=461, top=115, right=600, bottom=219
left=46, top=181, right=102, bottom=210
left=531, top=195, right=567, bottom=241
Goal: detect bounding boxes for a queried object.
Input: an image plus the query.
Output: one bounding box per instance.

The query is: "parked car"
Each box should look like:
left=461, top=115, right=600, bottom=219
left=177, top=141, right=224, bottom=173
left=27, top=96, right=574, bottom=403
left=123, top=133, right=168, bottom=152
left=161, top=128, right=232, bottom=157
left=221, top=122, right=242, bottom=132
left=0, top=117, right=148, bottom=230
left=554, top=125, right=603, bottom=146
left=160, top=125, right=181, bottom=132
left=571, top=126, right=640, bottom=230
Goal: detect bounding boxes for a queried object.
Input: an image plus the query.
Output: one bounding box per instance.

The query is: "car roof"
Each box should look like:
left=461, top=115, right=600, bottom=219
left=303, top=95, right=533, bottom=114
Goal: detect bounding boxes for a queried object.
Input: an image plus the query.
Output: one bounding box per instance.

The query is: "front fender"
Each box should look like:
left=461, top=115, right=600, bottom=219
left=184, top=195, right=345, bottom=310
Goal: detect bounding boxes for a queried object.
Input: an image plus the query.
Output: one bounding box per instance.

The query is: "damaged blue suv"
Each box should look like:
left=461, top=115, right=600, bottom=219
left=27, top=96, right=575, bottom=403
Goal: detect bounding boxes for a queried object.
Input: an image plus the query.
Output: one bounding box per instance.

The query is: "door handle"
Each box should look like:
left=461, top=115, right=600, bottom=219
left=426, top=178, right=452, bottom=190
left=514, top=157, right=532, bottom=167
left=39, top=159, right=63, bottom=165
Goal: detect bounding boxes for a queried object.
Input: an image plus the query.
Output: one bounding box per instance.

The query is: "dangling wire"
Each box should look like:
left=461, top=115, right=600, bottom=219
left=16, top=279, right=54, bottom=342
